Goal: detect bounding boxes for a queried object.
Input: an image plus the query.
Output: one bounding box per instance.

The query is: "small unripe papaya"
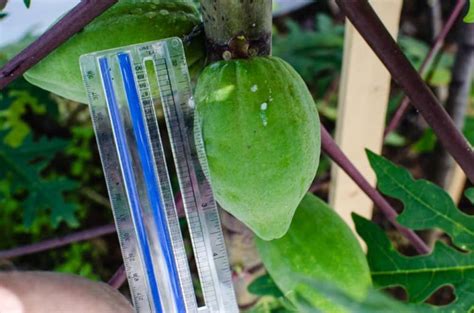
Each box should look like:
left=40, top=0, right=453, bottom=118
left=195, top=56, right=320, bottom=240
left=24, top=2, right=205, bottom=104
left=256, top=193, right=372, bottom=312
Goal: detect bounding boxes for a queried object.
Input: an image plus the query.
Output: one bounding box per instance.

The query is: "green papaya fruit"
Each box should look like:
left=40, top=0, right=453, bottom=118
left=194, top=56, right=320, bottom=240
left=256, top=193, right=372, bottom=312
left=24, top=2, right=205, bottom=104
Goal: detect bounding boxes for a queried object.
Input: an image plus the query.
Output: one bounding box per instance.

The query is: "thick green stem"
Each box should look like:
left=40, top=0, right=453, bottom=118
left=200, top=0, right=272, bottom=61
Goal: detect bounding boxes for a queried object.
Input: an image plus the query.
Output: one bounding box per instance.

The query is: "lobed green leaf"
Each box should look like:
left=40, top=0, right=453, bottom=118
left=354, top=214, right=474, bottom=312
left=367, top=150, right=474, bottom=251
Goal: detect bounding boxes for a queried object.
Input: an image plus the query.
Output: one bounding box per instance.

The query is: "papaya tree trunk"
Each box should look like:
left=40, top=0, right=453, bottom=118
left=199, top=0, right=272, bottom=61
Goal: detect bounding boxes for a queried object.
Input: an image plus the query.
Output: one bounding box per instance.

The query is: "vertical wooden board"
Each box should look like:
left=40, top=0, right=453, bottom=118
left=329, top=0, right=403, bottom=244
left=447, top=164, right=466, bottom=204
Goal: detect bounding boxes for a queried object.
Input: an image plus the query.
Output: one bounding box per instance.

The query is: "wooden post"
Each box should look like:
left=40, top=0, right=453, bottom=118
left=447, top=165, right=466, bottom=204
left=329, top=0, right=403, bottom=246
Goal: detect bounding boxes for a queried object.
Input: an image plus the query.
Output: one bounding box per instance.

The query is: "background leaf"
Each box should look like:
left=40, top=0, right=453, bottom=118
left=294, top=278, right=430, bottom=313
left=354, top=214, right=474, bottom=312
left=464, top=188, right=474, bottom=205
left=272, top=14, right=344, bottom=97
left=465, top=0, right=474, bottom=22
left=367, top=150, right=474, bottom=251
left=248, top=274, right=285, bottom=298
left=23, top=0, right=30, bottom=8
left=0, top=133, right=79, bottom=227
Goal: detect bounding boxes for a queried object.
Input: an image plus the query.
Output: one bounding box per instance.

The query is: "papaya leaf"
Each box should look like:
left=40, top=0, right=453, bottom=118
left=465, top=188, right=474, bottom=205
left=411, top=117, right=474, bottom=154
left=411, top=128, right=437, bottom=153
left=0, top=133, right=79, bottom=227
left=245, top=297, right=296, bottom=313
left=463, top=117, right=474, bottom=145
left=366, top=150, right=474, bottom=251
left=294, top=277, right=429, bottom=313
left=248, top=274, right=285, bottom=298
left=354, top=214, right=474, bottom=312
left=465, top=0, right=474, bottom=23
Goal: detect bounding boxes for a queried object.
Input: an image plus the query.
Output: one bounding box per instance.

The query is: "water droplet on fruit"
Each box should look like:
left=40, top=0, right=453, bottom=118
left=260, top=103, right=268, bottom=126
left=188, top=97, right=195, bottom=109
left=251, top=85, right=258, bottom=92
left=160, top=9, right=169, bottom=15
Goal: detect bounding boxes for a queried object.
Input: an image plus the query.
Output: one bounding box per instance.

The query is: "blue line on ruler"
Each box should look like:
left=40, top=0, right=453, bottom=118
left=99, top=57, right=163, bottom=313
left=117, top=53, right=185, bottom=313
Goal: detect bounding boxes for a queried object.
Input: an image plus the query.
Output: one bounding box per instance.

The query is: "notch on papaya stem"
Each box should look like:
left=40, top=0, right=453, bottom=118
left=209, top=33, right=271, bottom=61
left=220, top=34, right=263, bottom=60
left=200, top=0, right=272, bottom=61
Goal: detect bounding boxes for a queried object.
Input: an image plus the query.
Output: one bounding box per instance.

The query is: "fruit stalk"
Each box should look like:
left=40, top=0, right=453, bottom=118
left=199, top=0, right=272, bottom=60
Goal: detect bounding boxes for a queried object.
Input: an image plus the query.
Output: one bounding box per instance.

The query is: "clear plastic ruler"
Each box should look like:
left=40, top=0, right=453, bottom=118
left=80, top=38, right=238, bottom=313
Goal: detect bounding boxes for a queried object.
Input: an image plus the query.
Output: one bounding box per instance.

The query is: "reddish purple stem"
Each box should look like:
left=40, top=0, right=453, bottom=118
left=108, top=264, right=127, bottom=289
left=0, top=224, right=116, bottom=259
left=0, top=196, right=186, bottom=260
left=384, top=0, right=467, bottom=137
left=321, top=126, right=430, bottom=254
left=0, top=0, right=117, bottom=89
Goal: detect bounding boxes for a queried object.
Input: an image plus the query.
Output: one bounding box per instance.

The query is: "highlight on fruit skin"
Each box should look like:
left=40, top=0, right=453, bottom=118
left=24, top=2, right=205, bottom=104
left=194, top=56, right=321, bottom=240
left=256, top=193, right=372, bottom=313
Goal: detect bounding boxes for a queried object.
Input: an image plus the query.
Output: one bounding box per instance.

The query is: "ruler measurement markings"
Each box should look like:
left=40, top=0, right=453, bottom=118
left=163, top=46, right=237, bottom=312
left=153, top=53, right=221, bottom=311
left=133, top=53, right=197, bottom=312
left=170, top=47, right=237, bottom=312
left=170, top=50, right=238, bottom=312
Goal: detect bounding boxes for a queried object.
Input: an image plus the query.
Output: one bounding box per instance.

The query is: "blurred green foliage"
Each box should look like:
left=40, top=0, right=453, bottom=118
left=0, top=133, right=79, bottom=227
left=273, top=15, right=344, bottom=97
left=465, top=0, right=474, bottom=23
left=0, top=38, right=113, bottom=280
